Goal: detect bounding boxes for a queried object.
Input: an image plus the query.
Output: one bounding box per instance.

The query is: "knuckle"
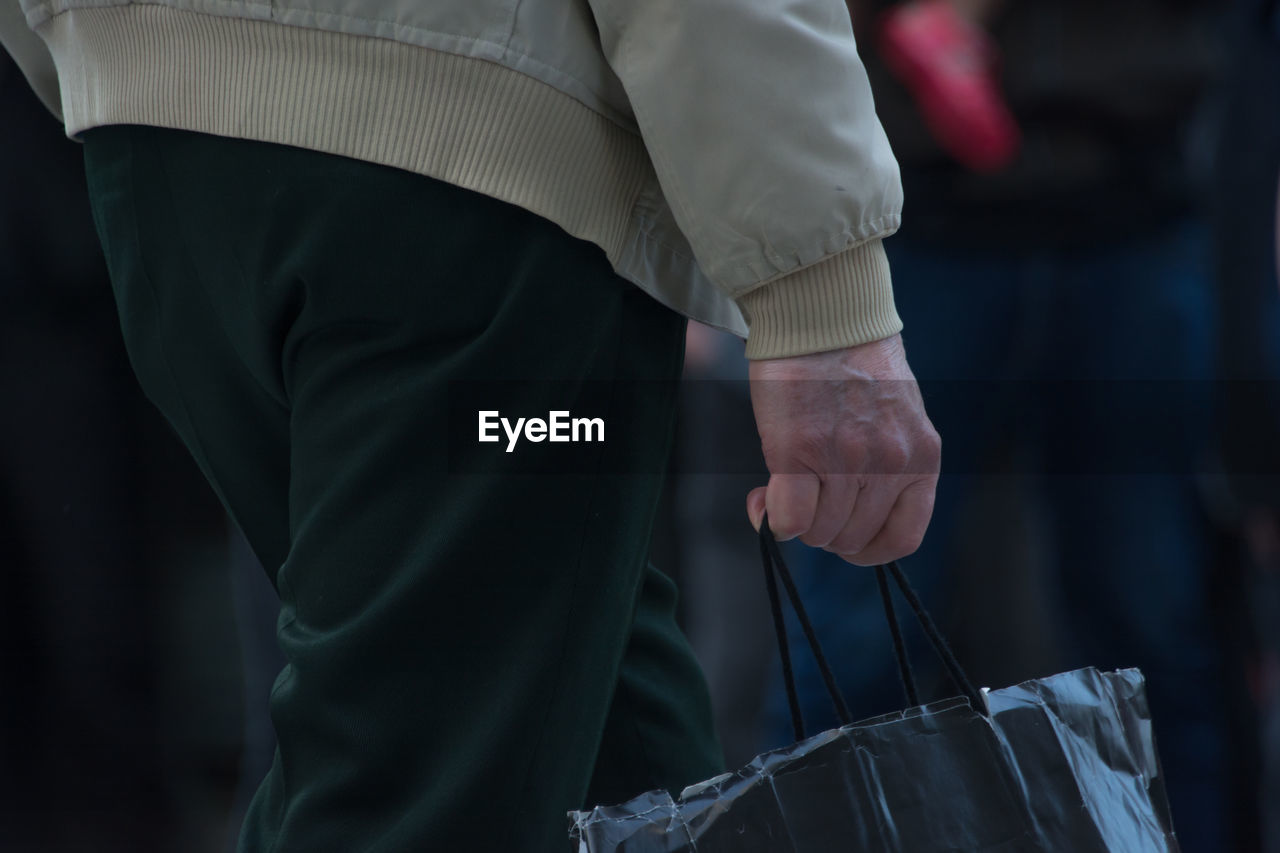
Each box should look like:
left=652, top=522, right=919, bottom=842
left=903, top=428, right=942, bottom=476
left=805, top=510, right=850, bottom=550
left=900, top=527, right=926, bottom=557
left=766, top=503, right=809, bottom=540
left=791, top=426, right=830, bottom=460
left=878, top=439, right=910, bottom=474
left=832, top=433, right=871, bottom=474
left=763, top=427, right=828, bottom=473
left=801, top=529, right=832, bottom=549
left=923, top=427, right=943, bottom=462
left=841, top=550, right=877, bottom=568
left=774, top=504, right=805, bottom=529
left=832, top=531, right=870, bottom=556
left=853, top=533, right=918, bottom=567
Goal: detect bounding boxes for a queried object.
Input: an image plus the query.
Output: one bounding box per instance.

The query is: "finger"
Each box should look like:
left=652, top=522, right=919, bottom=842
left=839, top=479, right=936, bottom=567
left=826, top=476, right=899, bottom=556
left=800, top=475, right=860, bottom=549
left=764, top=472, right=820, bottom=541
left=746, top=486, right=768, bottom=531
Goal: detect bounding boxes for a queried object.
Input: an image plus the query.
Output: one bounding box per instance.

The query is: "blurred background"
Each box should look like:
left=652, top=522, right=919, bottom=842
left=2, top=0, right=1278, bottom=850
left=1, top=49, right=275, bottom=852
left=661, top=2, right=1280, bottom=853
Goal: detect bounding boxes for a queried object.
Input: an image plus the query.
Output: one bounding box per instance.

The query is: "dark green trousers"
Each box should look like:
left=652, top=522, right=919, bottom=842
left=83, top=125, right=723, bottom=852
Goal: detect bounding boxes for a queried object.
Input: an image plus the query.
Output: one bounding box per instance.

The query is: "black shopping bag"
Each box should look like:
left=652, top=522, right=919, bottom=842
left=568, top=520, right=1180, bottom=852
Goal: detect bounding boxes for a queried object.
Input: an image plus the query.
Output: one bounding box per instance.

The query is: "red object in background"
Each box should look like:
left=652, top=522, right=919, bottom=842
left=878, top=0, right=1021, bottom=173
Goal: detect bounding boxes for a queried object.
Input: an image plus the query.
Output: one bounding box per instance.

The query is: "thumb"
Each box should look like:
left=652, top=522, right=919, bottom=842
left=746, top=486, right=768, bottom=532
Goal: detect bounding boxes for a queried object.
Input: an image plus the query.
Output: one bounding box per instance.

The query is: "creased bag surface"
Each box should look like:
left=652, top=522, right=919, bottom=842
left=569, top=667, right=1178, bottom=853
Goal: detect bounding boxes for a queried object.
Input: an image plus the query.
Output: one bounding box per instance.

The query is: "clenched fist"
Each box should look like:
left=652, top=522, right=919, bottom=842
left=747, top=333, right=940, bottom=566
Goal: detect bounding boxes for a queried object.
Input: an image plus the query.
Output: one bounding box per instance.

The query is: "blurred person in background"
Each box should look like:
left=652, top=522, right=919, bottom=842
left=876, top=0, right=1020, bottom=174
left=770, top=2, right=1237, bottom=851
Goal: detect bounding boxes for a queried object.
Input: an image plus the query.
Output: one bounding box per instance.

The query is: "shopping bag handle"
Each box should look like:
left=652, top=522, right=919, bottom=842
left=760, top=514, right=987, bottom=743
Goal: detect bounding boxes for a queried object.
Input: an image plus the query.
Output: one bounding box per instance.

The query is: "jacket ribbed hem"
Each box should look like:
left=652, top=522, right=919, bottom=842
left=37, top=4, right=901, bottom=357
left=42, top=4, right=651, bottom=260
left=738, top=239, right=901, bottom=359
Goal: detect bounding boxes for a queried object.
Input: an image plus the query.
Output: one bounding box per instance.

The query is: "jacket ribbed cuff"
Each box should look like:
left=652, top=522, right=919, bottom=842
left=737, top=238, right=901, bottom=359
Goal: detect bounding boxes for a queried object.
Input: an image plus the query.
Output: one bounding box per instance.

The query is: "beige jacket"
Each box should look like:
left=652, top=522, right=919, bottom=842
left=0, top=0, right=904, bottom=358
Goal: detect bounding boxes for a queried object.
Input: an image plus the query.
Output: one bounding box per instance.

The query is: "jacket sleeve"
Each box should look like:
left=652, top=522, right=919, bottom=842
left=0, top=0, right=60, bottom=118
left=586, top=0, right=904, bottom=358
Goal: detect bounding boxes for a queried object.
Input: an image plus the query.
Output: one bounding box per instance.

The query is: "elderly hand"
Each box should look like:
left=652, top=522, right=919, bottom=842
left=746, top=333, right=941, bottom=566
